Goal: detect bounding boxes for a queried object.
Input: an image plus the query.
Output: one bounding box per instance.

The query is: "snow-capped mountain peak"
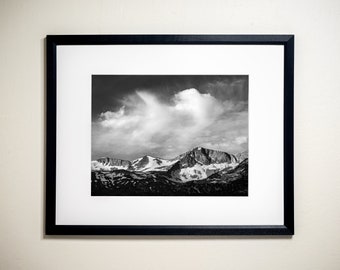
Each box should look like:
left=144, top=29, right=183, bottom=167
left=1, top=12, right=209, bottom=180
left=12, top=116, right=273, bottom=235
left=177, top=146, right=238, bottom=166
left=132, top=155, right=178, bottom=172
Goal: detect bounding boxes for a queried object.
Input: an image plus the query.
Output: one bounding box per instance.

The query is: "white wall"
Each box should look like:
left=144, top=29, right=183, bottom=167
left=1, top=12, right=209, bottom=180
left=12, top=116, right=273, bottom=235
left=0, top=0, right=339, bottom=269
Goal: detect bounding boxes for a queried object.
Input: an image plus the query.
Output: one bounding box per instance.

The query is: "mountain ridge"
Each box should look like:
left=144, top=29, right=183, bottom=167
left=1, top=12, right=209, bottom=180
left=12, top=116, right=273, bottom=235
left=92, top=147, right=247, bottom=182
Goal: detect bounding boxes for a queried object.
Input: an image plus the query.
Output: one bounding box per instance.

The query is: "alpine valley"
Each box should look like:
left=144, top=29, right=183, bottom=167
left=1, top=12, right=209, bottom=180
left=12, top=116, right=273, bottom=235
left=91, top=147, right=248, bottom=196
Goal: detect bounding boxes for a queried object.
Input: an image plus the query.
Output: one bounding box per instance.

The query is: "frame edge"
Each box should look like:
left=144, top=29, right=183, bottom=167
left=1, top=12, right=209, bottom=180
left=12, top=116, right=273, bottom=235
left=45, top=34, right=295, bottom=236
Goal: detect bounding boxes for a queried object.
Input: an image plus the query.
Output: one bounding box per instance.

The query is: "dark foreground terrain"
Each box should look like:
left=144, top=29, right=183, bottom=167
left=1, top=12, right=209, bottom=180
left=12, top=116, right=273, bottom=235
left=91, top=159, right=248, bottom=196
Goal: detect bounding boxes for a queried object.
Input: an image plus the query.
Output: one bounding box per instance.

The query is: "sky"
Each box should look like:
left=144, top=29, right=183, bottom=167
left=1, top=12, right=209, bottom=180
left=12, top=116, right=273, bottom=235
left=92, top=75, right=248, bottom=160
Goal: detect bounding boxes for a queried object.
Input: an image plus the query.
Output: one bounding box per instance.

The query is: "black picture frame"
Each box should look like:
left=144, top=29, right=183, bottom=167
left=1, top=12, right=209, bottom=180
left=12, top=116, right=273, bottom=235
left=46, top=35, right=294, bottom=235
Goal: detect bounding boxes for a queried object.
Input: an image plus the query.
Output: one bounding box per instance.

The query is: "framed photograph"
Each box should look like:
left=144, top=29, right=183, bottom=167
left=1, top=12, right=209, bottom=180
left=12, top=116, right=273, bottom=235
left=46, top=35, right=294, bottom=235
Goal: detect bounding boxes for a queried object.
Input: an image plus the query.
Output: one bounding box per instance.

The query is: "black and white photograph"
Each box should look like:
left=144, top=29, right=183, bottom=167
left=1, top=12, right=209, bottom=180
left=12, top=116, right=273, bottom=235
left=91, top=75, right=248, bottom=196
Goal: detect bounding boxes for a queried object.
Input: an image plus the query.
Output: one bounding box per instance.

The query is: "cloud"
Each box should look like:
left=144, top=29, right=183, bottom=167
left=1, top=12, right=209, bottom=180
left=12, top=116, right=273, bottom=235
left=92, top=88, right=248, bottom=160
left=234, top=136, right=248, bottom=145
left=203, top=77, right=248, bottom=102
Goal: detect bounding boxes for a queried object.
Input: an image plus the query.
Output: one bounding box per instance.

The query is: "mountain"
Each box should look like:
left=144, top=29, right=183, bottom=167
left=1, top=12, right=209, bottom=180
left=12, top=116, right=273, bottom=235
left=173, top=147, right=238, bottom=181
left=91, top=147, right=248, bottom=196
left=91, top=157, right=133, bottom=171
left=92, top=146, right=242, bottom=181
left=131, top=155, right=178, bottom=172
left=177, top=147, right=238, bottom=165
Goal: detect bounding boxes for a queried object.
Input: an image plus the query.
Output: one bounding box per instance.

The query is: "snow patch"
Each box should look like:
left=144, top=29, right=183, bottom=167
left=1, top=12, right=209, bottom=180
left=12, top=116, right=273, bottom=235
left=179, top=162, right=238, bottom=182
left=91, top=161, right=130, bottom=171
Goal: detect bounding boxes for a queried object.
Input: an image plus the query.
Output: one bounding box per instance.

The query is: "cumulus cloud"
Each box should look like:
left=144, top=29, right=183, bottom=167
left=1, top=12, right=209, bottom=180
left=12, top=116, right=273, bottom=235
left=92, top=88, right=248, bottom=160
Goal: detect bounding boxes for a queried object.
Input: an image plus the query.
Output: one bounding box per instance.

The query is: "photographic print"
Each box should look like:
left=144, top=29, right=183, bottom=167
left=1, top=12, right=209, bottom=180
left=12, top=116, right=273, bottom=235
left=91, top=75, right=248, bottom=196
